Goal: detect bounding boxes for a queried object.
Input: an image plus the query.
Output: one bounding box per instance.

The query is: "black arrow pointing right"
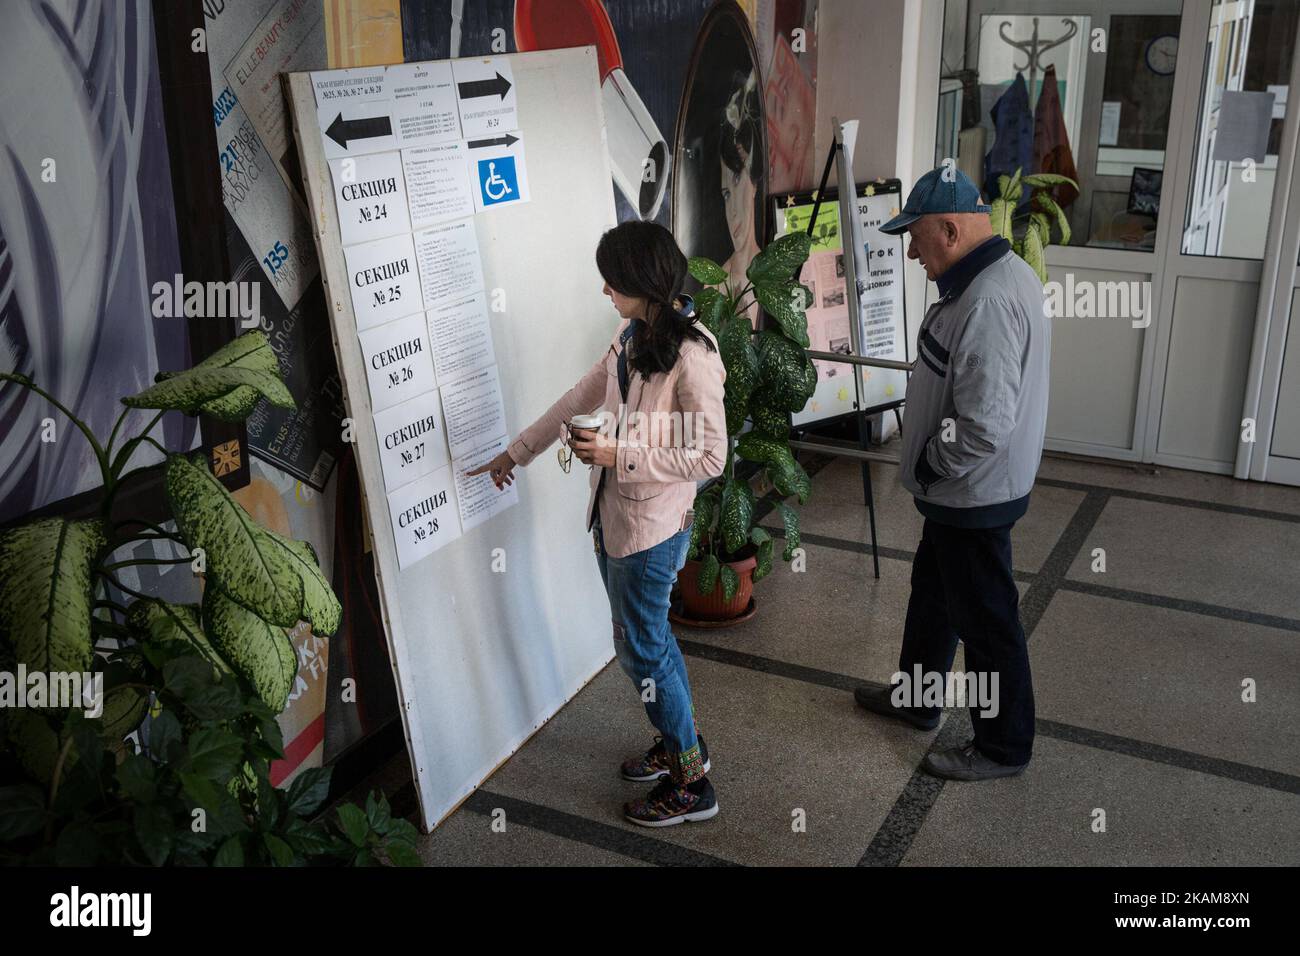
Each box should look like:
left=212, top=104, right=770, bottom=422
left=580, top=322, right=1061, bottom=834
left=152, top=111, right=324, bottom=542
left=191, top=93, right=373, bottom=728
left=326, top=112, right=393, bottom=149
left=467, top=133, right=520, bottom=150
left=458, top=72, right=512, bottom=101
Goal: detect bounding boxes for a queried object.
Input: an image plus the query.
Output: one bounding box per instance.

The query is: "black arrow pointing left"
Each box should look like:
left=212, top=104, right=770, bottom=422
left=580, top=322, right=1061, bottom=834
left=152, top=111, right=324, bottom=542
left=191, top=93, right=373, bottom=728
left=326, top=112, right=393, bottom=149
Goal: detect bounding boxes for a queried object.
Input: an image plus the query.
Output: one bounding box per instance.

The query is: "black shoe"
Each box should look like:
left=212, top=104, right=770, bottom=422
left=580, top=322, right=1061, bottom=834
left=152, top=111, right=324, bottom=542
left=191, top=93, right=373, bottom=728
left=620, top=735, right=711, bottom=782
left=624, top=775, right=720, bottom=827
left=922, top=740, right=1028, bottom=781
left=854, top=685, right=941, bottom=731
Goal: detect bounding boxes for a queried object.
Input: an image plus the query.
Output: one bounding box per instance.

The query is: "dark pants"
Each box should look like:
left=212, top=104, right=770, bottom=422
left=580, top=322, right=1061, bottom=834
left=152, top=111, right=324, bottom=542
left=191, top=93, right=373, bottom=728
left=899, top=517, right=1035, bottom=765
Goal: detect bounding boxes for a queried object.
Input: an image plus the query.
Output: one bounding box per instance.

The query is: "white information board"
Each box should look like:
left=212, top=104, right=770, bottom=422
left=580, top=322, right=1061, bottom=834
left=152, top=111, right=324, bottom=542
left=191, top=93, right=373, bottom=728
left=772, top=180, right=910, bottom=426
left=287, top=49, right=617, bottom=830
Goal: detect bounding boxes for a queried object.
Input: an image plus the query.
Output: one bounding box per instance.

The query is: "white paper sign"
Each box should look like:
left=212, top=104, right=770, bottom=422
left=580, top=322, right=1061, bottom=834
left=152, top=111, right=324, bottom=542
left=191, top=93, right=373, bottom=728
left=465, top=133, right=531, bottom=212
left=1099, top=101, right=1121, bottom=147
left=402, top=141, right=476, bottom=228
left=372, top=391, right=450, bottom=491
left=312, top=65, right=389, bottom=107
left=386, top=466, right=462, bottom=569
left=454, top=437, right=518, bottom=533
left=388, top=61, right=463, bottom=146
left=344, top=233, right=425, bottom=331
left=440, top=364, right=507, bottom=460
left=317, top=94, right=398, bottom=160
left=358, top=312, right=437, bottom=413
left=427, top=292, right=496, bottom=385
left=329, top=151, right=411, bottom=246
left=414, top=218, right=486, bottom=307
left=451, top=57, right=518, bottom=139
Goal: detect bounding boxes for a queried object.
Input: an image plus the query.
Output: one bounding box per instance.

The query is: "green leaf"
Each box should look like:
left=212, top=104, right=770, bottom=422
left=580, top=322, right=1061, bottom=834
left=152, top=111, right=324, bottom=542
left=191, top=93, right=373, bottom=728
left=166, top=453, right=304, bottom=626
left=263, top=833, right=295, bottom=866
left=133, top=801, right=175, bottom=866
left=1035, top=193, right=1072, bottom=246
left=123, top=367, right=293, bottom=419
left=768, top=457, right=812, bottom=505
left=179, top=771, right=249, bottom=839
left=384, top=839, right=423, bottom=867
left=1021, top=223, right=1047, bottom=284
left=7, top=711, right=67, bottom=783
left=365, top=791, right=394, bottom=834
left=720, top=479, right=755, bottom=554
left=1031, top=211, right=1052, bottom=250
left=989, top=199, right=1014, bottom=241
left=285, top=766, right=333, bottom=817
left=264, top=533, right=342, bottom=637
left=757, top=331, right=815, bottom=412
left=749, top=398, right=790, bottom=440
left=720, top=564, right=740, bottom=602
left=128, top=600, right=233, bottom=677
left=0, top=518, right=105, bottom=675
left=753, top=282, right=811, bottom=348
left=116, top=752, right=157, bottom=803
left=735, top=433, right=796, bottom=473
left=1007, top=167, right=1024, bottom=201
left=337, top=803, right=370, bottom=847
left=190, top=331, right=283, bottom=421
left=1023, top=173, right=1078, bottom=190
left=697, top=554, right=721, bottom=596
left=753, top=538, right=774, bottom=582
left=746, top=231, right=812, bottom=285
left=213, top=836, right=245, bottom=867
left=718, top=316, right=758, bottom=436
left=687, top=256, right=728, bottom=285
left=187, top=727, right=244, bottom=781
left=693, top=287, right=726, bottom=336
left=776, top=502, right=801, bottom=561
left=202, top=590, right=298, bottom=713
left=0, top=785, right=47, bottom=840
left=149, top=707, right=183, bottom=763
left=688, top=490, right=717, bottom=560
left=100, top=683, right=149, bottom=746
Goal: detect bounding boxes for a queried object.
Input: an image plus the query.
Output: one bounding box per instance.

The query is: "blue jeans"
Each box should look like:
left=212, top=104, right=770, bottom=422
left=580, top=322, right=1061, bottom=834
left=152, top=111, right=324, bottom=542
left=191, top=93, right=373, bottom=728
left=593, top=512, right=702, bottom=781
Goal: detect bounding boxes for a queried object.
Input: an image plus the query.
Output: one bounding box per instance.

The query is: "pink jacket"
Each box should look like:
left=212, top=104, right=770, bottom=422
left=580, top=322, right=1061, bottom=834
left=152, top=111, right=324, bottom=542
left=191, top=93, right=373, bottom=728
left=507, top=318, right=727, bottom=558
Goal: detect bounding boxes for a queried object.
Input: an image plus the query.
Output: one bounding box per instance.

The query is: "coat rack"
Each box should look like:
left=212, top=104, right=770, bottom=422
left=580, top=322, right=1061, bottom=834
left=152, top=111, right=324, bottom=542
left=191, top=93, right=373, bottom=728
left=998, top=16, right=1078, bottom=109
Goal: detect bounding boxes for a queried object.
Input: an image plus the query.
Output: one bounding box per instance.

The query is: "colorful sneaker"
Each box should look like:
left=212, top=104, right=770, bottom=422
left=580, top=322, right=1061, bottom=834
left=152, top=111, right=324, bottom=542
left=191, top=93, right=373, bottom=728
left=624, top=776, right=719, bottom=828
left=620, top=735, right=711, bottom=782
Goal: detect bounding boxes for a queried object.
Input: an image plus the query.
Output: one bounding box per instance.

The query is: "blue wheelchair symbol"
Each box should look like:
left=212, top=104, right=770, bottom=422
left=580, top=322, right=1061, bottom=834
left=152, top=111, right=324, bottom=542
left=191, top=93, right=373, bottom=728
left=478, top=156, right=518, bottom=206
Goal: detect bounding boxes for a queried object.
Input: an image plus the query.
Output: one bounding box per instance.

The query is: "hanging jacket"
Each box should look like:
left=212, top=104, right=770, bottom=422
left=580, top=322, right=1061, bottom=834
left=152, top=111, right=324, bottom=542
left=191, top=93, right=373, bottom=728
left=1032, top=65, right=1080, bottom=208
left=984, top=73, right=1034, bottom=207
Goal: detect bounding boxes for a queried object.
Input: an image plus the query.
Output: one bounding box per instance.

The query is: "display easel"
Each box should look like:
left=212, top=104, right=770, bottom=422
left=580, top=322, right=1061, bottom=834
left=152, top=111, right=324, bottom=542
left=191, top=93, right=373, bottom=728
left=785, top=120, right=914, bottom=579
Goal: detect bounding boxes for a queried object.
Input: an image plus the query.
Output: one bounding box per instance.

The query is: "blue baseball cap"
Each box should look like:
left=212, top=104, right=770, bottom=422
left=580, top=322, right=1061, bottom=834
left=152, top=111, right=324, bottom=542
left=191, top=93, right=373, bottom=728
left=879, top=165, right=992, bottom=235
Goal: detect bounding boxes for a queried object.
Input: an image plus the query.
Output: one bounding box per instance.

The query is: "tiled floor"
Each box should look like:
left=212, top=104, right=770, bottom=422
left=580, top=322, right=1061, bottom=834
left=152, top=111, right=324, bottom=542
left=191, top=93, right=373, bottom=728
left=348, top=451, right=1300, bottom=866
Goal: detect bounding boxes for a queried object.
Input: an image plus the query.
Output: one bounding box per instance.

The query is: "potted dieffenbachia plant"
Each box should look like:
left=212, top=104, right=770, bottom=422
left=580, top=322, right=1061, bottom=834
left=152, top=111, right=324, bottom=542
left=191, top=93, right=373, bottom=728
left=0, top=332, right=418, bottom=866
left=989, top=167, right=1079, bottom=284
left=678, top=231, right=816, bottom=623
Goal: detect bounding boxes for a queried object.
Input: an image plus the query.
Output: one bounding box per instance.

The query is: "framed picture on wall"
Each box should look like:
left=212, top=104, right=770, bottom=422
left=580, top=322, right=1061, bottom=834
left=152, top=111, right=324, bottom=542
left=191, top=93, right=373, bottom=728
left=0, top=0, right=246, bottom=532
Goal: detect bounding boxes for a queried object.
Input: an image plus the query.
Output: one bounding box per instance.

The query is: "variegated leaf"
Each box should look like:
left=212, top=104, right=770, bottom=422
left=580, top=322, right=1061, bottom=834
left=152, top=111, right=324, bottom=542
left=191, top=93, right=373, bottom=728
left=0, top=518, right=104, bottom=675
left=202, top=590, right=297, bottom=713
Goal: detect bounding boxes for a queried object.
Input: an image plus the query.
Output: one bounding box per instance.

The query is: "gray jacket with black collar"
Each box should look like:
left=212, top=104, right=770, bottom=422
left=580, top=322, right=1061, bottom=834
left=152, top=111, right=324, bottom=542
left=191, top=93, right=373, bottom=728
left=899, top=237, right=1050, bottom=528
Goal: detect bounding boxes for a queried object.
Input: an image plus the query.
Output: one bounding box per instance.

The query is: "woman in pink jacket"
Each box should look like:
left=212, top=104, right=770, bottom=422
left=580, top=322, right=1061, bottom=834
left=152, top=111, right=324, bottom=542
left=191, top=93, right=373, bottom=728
left=468, top=221, right=727, bottom=826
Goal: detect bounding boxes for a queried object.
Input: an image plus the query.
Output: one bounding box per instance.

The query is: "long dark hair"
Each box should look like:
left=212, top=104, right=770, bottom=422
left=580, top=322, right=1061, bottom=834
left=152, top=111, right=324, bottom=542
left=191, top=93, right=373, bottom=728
left=595, top=221, right=716, bottom=380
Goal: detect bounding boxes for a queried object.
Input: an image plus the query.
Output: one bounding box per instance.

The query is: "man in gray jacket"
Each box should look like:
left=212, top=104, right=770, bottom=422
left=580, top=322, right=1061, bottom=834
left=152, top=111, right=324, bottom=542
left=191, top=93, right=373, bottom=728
left=854, top=165, right=1050, bottom=781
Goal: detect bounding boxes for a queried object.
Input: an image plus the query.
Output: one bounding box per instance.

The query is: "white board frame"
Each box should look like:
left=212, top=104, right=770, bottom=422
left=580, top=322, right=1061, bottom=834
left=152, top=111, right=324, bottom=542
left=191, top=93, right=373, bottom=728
left=286, top=48, right=619, bottom=830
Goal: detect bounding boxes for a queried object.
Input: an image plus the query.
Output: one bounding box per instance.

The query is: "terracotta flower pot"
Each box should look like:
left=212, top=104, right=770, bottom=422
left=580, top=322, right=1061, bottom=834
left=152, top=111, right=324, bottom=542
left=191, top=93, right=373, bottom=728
left=676, top=553, right=757, bottom=622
